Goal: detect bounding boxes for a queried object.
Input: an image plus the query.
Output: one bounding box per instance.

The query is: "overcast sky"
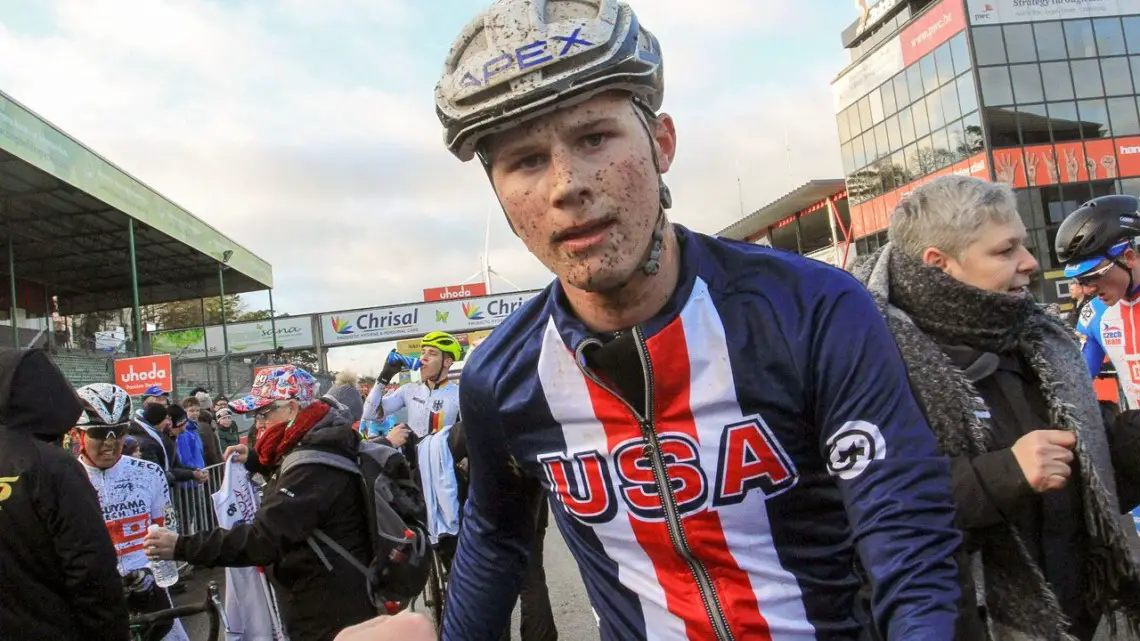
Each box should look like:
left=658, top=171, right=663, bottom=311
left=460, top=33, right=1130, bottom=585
left=0, top=0, right=855, bottom=374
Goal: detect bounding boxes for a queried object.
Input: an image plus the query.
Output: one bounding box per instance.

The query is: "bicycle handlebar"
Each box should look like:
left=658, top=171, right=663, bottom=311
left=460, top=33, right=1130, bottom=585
left=129, top=580, right=225, bottom=639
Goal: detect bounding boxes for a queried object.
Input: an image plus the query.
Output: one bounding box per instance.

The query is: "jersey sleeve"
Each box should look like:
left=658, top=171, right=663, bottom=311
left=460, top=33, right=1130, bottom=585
left=1078, top=301, right=1107, bottom=376
left=361, top=383, right=384, bottom=421
left=441, top=367, right=541, bottom=641
left=810, top=282, right=961, bottom=640
left=381, top=386, right=408, bottom=416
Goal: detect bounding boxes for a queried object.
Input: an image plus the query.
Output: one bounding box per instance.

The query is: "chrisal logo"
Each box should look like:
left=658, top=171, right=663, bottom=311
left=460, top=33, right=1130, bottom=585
left=113, top=354, right=173, bottom=395
left=423, top=283, right=488, bottom=302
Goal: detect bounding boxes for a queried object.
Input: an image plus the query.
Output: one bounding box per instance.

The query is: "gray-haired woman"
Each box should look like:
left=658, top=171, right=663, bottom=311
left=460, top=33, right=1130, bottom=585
left=853, top=175, right=1140, bottom=640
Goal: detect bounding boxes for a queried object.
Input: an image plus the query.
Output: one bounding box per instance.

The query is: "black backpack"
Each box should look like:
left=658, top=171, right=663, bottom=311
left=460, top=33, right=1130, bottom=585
left=280, top=440, right=432, bottom=609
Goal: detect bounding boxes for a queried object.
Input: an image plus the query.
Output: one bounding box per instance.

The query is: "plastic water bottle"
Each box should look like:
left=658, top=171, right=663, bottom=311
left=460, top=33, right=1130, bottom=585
left=147, top=524, right=180, bottom=588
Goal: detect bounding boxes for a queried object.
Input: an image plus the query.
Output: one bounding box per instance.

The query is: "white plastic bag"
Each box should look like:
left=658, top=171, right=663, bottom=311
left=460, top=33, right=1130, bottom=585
left=211, top=455, right=287, bottom=641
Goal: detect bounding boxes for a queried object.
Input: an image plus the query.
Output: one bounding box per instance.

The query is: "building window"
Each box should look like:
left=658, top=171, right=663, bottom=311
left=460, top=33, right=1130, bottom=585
left=1005, top=24, right=1038, bottom=63
left=1102, top=56, right=1133, bottom=96
left=1011, top=64, right=1045, bottom=104
left=1035, top=22, right=1068, bottom=61
left=1047, top=101, right=1081, bottom=142
left=1077, top=98, right=1110, bottom=137
left=980, top=66, right=1015, bottom=106
left=1123, top=16, right=1140, bottom=54
left=1071, top=59, right=1103, bottom=99
left=957, top=73, right=979, bottom=115
left=907, top=64, right=925, bottom=102
left=935, top=42, right=957, bottom=87
left=950, top=31, right=971, bottom=75
left=1108, top=96, right=1140, bottom=136
left=1094, top=17, right=1128, bottom=57
left=1018, top=103, right=1050, bottom=145
left=1041, top=61, right=1075, bottom=101
left=974, top=26, right=1007, bottom=65
left=1066, top=20, right=1099, bottom=58
left=893, top=72, right=911, bottom=110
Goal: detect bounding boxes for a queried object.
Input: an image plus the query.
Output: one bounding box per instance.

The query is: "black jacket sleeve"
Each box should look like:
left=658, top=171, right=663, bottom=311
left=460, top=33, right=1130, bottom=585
left=950, top=451, right=1035, bottom=534
left=42, top=454, right=130, bottom=641
left=1107, top=409, right=1140, bottom=512
left=174, top=461, right=350, bottom=567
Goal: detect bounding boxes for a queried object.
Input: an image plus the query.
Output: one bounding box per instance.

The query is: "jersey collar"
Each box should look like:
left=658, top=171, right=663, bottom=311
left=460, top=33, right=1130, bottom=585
left=547, top=223, right=700, bottom=353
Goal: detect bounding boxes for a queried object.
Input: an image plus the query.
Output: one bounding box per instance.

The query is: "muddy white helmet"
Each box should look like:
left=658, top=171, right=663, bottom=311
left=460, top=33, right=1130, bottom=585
left=76, top=383, right=133, bottom=427
left=435, top=0, right=664, bottom=162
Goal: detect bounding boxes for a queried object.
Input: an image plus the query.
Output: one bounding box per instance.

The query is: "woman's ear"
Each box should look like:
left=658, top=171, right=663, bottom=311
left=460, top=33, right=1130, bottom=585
left=922, top=246, right=951, bottom=273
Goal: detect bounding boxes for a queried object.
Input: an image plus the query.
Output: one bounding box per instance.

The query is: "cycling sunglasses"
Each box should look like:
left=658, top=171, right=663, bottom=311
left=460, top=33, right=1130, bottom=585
left=1075, top=260, right=1116, bottom=286
left=83, top=424, right=129, bottom=441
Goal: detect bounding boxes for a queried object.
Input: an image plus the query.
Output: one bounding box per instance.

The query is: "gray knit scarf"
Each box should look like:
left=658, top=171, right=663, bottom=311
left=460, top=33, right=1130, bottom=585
left=854, top=244, right=1140, bottom=641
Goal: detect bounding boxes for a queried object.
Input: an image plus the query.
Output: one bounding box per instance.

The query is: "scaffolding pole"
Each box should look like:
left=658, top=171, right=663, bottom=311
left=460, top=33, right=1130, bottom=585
left=8, top=233, right=17, bottom=348
left=269, top=289, right=278, bottom=350
left=200, top=297, right=212, bottom=389
left=218, top=262, right=229, bottom=393
left=128, top=219, right=143, bottom=355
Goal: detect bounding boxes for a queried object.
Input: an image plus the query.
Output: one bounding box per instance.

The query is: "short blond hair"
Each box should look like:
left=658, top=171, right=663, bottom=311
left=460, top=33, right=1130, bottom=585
left=890, top=175, right=1021, bottom=260
left=334, top=370, right=358, bottom=386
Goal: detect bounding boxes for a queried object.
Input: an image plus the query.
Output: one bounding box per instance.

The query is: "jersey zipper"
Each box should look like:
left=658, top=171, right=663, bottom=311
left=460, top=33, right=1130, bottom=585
left=574, top=329, right=734, bottom=641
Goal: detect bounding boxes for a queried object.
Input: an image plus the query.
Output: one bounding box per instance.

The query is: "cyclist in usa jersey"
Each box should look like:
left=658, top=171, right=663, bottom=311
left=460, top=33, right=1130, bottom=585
left=1058, top=195, right=1140, bottom=408
left=432, top=1, right=962, bottom=639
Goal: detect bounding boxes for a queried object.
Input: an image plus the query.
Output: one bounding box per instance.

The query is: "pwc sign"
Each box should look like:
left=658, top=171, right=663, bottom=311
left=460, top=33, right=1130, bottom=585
left=423, top=283, right=488, bottom=302
left=114, top=354, right=173, bottom=396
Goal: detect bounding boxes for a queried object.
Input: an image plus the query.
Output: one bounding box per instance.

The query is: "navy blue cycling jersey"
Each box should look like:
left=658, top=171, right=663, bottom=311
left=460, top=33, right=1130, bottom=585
left=444, top=225, right=961, bottom=641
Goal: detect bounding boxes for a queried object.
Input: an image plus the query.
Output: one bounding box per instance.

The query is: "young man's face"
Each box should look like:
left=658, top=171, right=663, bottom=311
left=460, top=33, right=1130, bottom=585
left=80, top=429, right=124, bottom=469
left=419, top=346, right=453, bottom=381
left=185, top=406, right=200, bottom=422
left=144, top=396, right=168, bottom=407
left=486, top=92, right=677, bottom=293
left=1077, top=249, right=1137, bottom=305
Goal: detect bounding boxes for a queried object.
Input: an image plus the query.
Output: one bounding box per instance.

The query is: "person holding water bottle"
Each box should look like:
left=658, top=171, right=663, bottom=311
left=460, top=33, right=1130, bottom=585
left=361, top=334, right=461, bottom=471
left=74, top=382, right=190, bottom=641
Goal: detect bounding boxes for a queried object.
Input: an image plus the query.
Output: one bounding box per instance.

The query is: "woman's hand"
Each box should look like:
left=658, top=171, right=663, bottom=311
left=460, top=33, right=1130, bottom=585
left=223, top=444, right=249, bottom=464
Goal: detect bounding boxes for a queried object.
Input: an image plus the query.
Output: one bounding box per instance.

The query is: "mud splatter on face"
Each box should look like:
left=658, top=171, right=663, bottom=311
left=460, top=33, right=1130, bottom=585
left=487, top=93, right=661, bottom=293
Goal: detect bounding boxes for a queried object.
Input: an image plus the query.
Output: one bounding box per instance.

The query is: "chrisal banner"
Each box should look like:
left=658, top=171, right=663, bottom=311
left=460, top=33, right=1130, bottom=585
left=422, top=283, right=487, bottom=302
left=900, top=0, right=967, bottom=66
left=114, top=354, right=173, bottom=396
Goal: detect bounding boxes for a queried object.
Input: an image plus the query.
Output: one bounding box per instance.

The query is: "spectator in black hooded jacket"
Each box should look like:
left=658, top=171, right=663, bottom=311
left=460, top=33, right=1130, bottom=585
left=129, top=403, right=206, bottom=486
left=0, top=349, right=128, bottom=640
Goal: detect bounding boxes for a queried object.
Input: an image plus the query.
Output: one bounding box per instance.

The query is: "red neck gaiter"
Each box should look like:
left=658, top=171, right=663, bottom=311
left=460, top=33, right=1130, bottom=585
left=257, top=401, right=330, bottom=468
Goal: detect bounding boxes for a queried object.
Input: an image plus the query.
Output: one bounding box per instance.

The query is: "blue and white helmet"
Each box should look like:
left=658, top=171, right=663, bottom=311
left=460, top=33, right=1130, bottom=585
left=76, top=383, right=133, bottom=427
left=435, top=0, right=664, bottom=162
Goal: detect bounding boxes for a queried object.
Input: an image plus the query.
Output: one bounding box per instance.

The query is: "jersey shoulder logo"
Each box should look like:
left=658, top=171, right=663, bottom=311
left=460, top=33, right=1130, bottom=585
left=1079, top=302, right=1096, bottom=326
left=825, top=421, right=886, bottom=481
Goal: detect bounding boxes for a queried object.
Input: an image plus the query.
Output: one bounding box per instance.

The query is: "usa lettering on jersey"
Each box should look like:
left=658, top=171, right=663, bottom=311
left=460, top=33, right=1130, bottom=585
left=539, top=417, right=798, bottom=524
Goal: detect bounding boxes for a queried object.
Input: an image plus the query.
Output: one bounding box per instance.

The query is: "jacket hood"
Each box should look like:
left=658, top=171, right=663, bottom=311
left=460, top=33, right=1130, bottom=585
left=325, top=383, right=364, bottom=423
left=0, top=349, right=83, bottom=438
left=298, top=399, right=359, bottom=458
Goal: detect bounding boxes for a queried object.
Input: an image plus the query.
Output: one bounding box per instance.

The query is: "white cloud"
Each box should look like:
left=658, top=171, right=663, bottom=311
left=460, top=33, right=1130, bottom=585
left=0, top=0, right=851, bottom=371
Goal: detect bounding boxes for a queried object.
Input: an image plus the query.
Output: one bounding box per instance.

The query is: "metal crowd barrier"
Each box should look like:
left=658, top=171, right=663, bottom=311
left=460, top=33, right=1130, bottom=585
left=171, top=462, right=227, bottom=539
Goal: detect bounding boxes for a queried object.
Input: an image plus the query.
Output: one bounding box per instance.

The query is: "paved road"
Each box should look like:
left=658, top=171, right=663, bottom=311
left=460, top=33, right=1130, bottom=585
left=175, top=514, right=597, bottom=640
left=173, top=515, right=1139, bottom=640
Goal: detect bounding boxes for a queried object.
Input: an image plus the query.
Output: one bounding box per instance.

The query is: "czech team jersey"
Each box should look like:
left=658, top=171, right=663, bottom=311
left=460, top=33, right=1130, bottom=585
left=443, top=225, right=961, bottom=641
left=1077, top=295, right=1139, bottom=408
left=363, top=379, right=461, bottom=438
left=81, top=455, right=172, bottom=575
